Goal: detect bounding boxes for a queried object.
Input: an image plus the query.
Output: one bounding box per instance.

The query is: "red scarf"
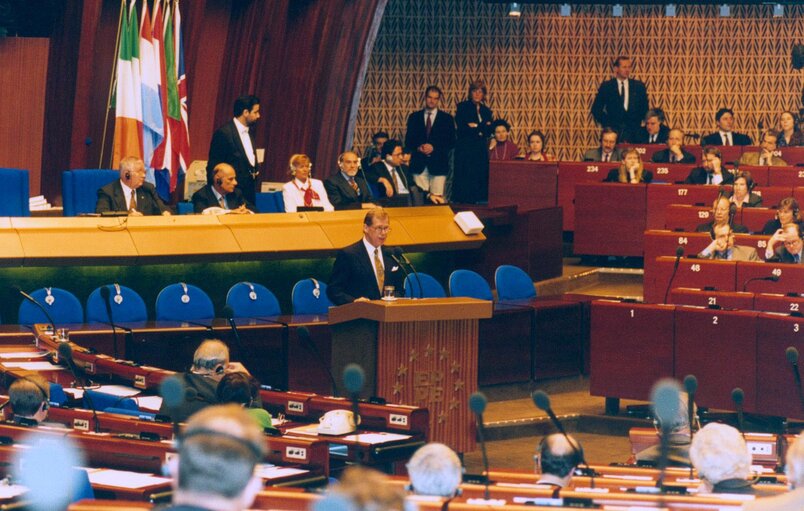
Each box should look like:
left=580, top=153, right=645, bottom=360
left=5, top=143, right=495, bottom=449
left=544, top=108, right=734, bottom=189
left=294, top=179, right=320, bottom=207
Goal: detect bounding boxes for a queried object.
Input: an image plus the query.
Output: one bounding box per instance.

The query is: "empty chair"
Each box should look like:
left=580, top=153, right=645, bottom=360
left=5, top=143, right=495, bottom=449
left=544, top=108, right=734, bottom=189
left=85, top=284, right=148, bottom=323
left=48, top=382, right=68, bottom=406
left=495, top=265, right=536, bottom=301
left=83, top=389, right=138, bottom=412
left=0, top=168, right=30, bottom=216
left=18, top=287, right=84, bottom=326
left=155, top=282, right=215, bottom=321
left=404, top=272, right=446, bottom=298
left=448, top=269, right=493, bottom=301
left=226, top=281, right=281, bottom=318
left=61, top=169, right=119, bottom=216
left=255, top=191, right=285, bottom=213
left=291, top=278, right=333, bottom=315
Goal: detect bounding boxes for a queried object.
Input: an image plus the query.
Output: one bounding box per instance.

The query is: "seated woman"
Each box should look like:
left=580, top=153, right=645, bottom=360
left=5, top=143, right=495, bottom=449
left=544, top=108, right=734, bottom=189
left=517, top=130, right=554, bottom=161
left=761, top=197, right=802, bottom=234
left=488, top=119, right=519, bottom=161
left=282, top=153, right=334, bottom=212
left=729, top=171, right=762, bottom=209
left=603, top=148, right=653, bottom=183
left=777, top=110, right=804, bottom=147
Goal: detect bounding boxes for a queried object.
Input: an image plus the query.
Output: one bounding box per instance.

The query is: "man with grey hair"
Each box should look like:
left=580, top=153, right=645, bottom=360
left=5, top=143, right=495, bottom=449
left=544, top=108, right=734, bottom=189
left=743, top=432, right=804, bottom=509
left=406, top=443, right=462, bottom=497
left=689, top=423, right=755, bottom=494
left=636, top=392, right=694, bottom=467
left=535, top=434, right=583, bottom=489
left=163, top=404, right=266, bottom=510
left=96, top=156, right=171, bottom=215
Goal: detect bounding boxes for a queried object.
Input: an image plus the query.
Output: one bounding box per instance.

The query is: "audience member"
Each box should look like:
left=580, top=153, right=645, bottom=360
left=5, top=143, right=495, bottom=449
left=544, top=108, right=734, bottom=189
left=738, top=130, right=787, bottom=166
left=685, top=147, right=734, bottom=185
left=361, top=131, right=389, bottom=173
left=535, top=434, right=583, bottom=489
left=192, top=163, right=255, bottom=214
left=765, top=222, right=803, bottom=264
left=743, top=432, right=804, bottom=510
left=164, top=404, right=266, bottom=511
left=651, top=129, right=695, bottom=164
left=591, top=56, right=649, bottom=142
left=634, top=108, right=669, bottom=144
left=324, top=151, right=375, bottom=210
left=407, top=443, right=462, bottom=497
left=635, top=392, right=694, bottom=467
left=216, top=372, right=271, bottom=431
left=604, top=148, right=652, bottom=183
left=321, top=466, right=406, bottom=511
left=282, top=154, right=334, bottom=212
left=8, top=375, right=63, bottom=428
left=697, top=223, right=759, bottom=261
left=583, top=128, right=622, bottom=162
left=701, top=108, right=752, bottom=146
left=207, top=95, right=261, bottom=203
left=777, top=110, right=804, bottom=147
left=518, top=130, right=554, bottom=161
left=729, top=171, right=762, bottom=209
left=488, top=119, right=519, bottom=161
left=695, top=195, right=749, bottom=235
left=689, top=423, right=756, bottom=494
left=366, top=139, right=415, bottom=206
left=405, top=85, right=455, bottom=204
left=761, top=197, right=801, bottom=235
left=453, top=80, right=493, bottom=204
left=96, top=156, right=171, bottom=216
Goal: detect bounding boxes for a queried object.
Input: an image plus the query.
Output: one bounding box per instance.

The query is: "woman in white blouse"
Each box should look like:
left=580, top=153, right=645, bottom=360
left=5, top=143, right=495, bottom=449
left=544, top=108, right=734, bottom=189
left=282, top=153, right=334, bottom=212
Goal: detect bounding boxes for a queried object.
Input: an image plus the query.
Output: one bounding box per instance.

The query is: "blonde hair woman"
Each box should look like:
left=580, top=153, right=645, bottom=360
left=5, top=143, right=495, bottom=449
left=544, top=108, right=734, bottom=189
left=281, top=153, right=334, bottom=212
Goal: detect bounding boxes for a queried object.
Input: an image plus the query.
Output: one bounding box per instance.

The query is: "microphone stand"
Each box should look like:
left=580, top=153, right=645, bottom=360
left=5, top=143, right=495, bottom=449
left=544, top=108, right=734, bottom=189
left=58, top=343, right=101, bottom=433
left=396, top=249, right=424, bottom=299
left=742, top=275, right=779, bottom=292
left=14, top=286, right=57, bottom=335
left=99, top=286, right=119, bottom=359
left=663, top=247, right=684, bottom=304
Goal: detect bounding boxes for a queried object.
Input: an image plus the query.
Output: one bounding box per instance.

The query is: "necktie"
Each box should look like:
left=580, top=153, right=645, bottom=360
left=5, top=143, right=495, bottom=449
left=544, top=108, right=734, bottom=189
left=348, top=177, right=359, bottom=194
left=795, top=254, right=801, bottom=264
left=650, top=135, right=655, bottom=143
left=389, top=167, right=399, bottom=193
left=374, top=248, right=384, bottom=291
left=725, top=133, right=732, bottom=146
left=129, top=190, right=137, bottom=213
left=604, top=153, right=610, bottom=162
left=619, top=81, right=624, bottom=97
left=219, top=196, right=226, bottom=209
left=425, top=112, right=432, bottom=138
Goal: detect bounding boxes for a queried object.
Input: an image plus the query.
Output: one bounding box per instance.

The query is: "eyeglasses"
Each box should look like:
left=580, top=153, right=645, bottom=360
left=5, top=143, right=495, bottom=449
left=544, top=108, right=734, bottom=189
left=372, top=226, right=391, bottom=233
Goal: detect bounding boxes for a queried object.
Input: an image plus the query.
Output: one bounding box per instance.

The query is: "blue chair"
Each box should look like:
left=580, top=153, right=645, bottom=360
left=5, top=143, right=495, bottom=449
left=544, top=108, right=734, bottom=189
left=226, top=282, right=281, bottom=318
left=62, top=169, right=119, bottom=216
left=291, top=279, right=333, bottom=315
left=177, top=202, right=194, bottom=215
left=18, top=288, right=84, bottom=326
left=0, top=168, right=30, bottom=216
left=155, top=283, right=215, bottom=321
left=70, top=469, right=95, bottom=502
left=86, top=284, right=147, bottom=323
left=83, top=389, right=138, bottom=412
left=448, top=269, right=493, bottom=301
left=404, top=273, right=446, bottom=298
left=105, top=407, right=157, bottom=420
left=495, top=265, right=536, bottom=301
left=256, top=191, right=285, bottom=213
left=48, top=382, right=68, bottom=406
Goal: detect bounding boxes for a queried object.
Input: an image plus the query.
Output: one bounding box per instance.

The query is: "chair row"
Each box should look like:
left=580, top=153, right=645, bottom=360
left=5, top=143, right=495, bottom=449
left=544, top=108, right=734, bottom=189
left=15, top=265, right=539, bottom=326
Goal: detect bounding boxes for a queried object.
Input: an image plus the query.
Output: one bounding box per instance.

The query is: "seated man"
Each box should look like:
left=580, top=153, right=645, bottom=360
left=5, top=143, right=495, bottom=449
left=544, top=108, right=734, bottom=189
left=324, top=151, right=375, bottom=210
left=636, top=392, right=694, bottom=467
left=406, top=443, right=462, bottom=497
left=651, top=129, right=696, bottom=164
left=685, top=147, right=733, bottom=185
left=191, top=163, right=255, bottom=214
left=8, top=375, right=64, bottom=428
left=366, top=139, right=418, bottom=206
left=535, top=433, right=583, bottom=490
left=698, top=223, right=759, bottom=261
left=744, top=432, right=804, bottom=510
left=361, top=131, right=388, bottom=173
left=158, top=339, right=253, bottom=422
left=765, top=222, right=803, bottom=263
left=582, top=128, right=621, bottom=162
left=96, top=156, right=172, bottom=215
left=695, top=196, right=749, bottom=236
left=321, top=466, right=406, bottom=511
left=701, top=108, right=752, bottom=146
left=164, top=404, right=265, bottom=511
left=689, top=423, right=759, bottom=494
left=635, top=108, right=670, bottom=145
left=737, top=130, right=787, bottom=166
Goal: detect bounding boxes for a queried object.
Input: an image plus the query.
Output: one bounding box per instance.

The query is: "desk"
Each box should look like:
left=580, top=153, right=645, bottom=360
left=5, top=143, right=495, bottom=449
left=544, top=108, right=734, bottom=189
left=768, top=165, right=804, bottom=187
left=477, top=303, right=533, bottom=385
left=664, top=204, right=713, bottom=231
left=755, top=313, right=804, bottom=419
left=669, top=288, right=754, bottom=310
left=646, top=184, right=727, bottom=231
left=776, top=147, right=804, bottom=166
left=736, top=261, right=804, bottom=294
left=645, top=257, right=736, bottom=304
left=488, top=161, right=558, bottom=211
left=643, top=162, right=695, bottom=184
left=574, top=183, right=646, bottom=256
left=556, top=162, right=619, bottom=230
left=753, top=293, right=804, bottom=314
left=741, top=207, right=776, bottom=233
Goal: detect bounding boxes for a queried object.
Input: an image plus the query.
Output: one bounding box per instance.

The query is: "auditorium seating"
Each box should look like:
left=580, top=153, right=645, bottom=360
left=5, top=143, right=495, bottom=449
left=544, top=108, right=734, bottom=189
left=448, top=269, right=493, bottom=301
left=154, top=282, right=215, bottom=321
left=494, top=265, right=536, bottom=301
left=404, top=272, right=446, bottom=298
left=0, top=168, right=30, bottom=216
left=668, top=288, right=804, bottom=314
left=226, top=281, right=281, bottom=317
left=85, top=284, right=148, bottom=323
left=291, top=278, right=333, bottom=315
left=18, top=287, right=84, bottom=325
left=62, top=169, right=119, bottom=216
left=84, top=389, right=139, bottom=413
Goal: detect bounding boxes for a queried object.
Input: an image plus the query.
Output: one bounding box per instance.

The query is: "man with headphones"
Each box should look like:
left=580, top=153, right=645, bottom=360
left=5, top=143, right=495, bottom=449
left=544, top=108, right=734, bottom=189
left=698, top=223, right=759, bottom=261
left=8, top=374, right=63, bottom=428
left=535, top=434, right=584, bottom=490
left=96, top=156, right=172, bottom=215
left=738, top=130, right=788, bottom=166
left=324, top=151, right=376, bottom=210
left=191, top=163, right=255, bottom=214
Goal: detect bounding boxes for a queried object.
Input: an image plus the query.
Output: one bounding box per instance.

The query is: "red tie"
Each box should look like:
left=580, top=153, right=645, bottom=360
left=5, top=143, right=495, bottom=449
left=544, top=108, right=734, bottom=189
left=425, top=112, right=432, bottom=138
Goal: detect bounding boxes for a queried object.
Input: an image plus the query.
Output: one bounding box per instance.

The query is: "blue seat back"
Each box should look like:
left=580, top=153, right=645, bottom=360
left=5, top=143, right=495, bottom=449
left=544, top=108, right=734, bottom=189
left=449, top=269, right=493, bottom=301
left=0, top=168, right=30, bottom=216
left=84, top=389, right=138, bottom=412
left=256, top=191, right=285, bottom=213
left=62, top=169, right=119, bottom=216
left=18, top=288, right=84, bottom=325
left=86, top=284, right=148, bottom=323
left=495, top=265, right=536, bottom=301
left=48, top=382, right=68, bottom=406
left=226, top=282, right=281, bottom=317
left=404, top=273, right=446, bottom=298
left=177, top=202, right=194, bottom=215
left=291, top=279, right=333, bottom=315
left=105, top=407, right=157, bottom=420
left=155, top=283, right=215, bottom=321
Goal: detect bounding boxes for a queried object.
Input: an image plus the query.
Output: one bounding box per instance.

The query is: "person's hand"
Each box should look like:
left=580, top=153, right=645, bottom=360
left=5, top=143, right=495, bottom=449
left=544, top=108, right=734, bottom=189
left=361, top=202, right=377, bottom=209
left=467, top=122, right=478, bottom=128
left=420, top=144, right=434, bottom=155
left=770, top=228, right=786, bottom=245
left=230, top=204, right=251, bottom=215
left=488, top=139, right=497, bottom=150
left=355, top=297, right=370, bottom=302
left=378, top=178, right=394, bottom=197
left=226, top=362, right=250, bottom=375
left=670, top=144, right=683, bottom=157
left=128, top=210, right=143, bottom=217
left=428, top=194, right=446, bottom=205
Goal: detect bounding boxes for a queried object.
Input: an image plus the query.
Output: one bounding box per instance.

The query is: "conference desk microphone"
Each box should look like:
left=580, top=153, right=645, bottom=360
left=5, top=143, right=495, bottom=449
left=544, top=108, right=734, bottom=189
left=731, top=387, right=745, bottom=437
left=389, top=250, right=412, bottom=293
left=663, top=246, right=685, bottom=304
left=682, top=375, right=698, bottom=480
left=99, top=286, right=123, bottom=359
left=220, top=306, right=243, bottom=356
left=469, top=392, right=493, bottom=500
left=160, top=376, right=186, bottom=439
left=651, top=379, right=682, bottom=493
left=58, top=342, right=100, bottom=433
left=12, top=285, right=57, bottom=336
left=785, top=347, right=804, bottom=413
left=299, top=326, right=338, bottom=397
left=742, top=275, right=779, bottom=292
left=393, top=247, right=424, bottom=299
left=343, top=363, right=365, bottom=461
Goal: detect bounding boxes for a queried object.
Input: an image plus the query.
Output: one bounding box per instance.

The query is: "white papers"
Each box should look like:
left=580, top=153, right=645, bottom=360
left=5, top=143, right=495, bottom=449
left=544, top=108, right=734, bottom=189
left=135, top=396, right=163, bottom=411
left=254, top=464, right=308, bottom=480
left=93, top=385, right=141, bottom=397
left=2, top=362, right=64, bottom=371
left=285, top=424, right=320, bottom=436
left=339, top=432, right=412, bottom=444
left=601, top=474, right=653, bottom=481
left=87, top=469, right=171, bottom=489
left=0, top=351, right=48, bottom=359
left=0, top=484, right=28, bottom=499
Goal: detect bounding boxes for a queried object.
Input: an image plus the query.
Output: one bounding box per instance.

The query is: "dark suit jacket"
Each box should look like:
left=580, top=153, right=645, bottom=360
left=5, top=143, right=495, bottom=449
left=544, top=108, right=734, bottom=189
left=365, top=161, right=420, bottom=206
left=684, top=167, right=735, bottom=185
left=324, top=172, right=373, bottom=210
left=582, top=147, right=622, bottom=162
left=701, top=131, right=752, bottom=146
left=455, top=101, right=493, bottom=141
left=633, top=125, right=670, bottom=144
left=604, top=168, right=653, bottom=183
left=327, top=240, right=406, bottom=305
left=95, top=180, right=169, bottom=215
left=590, top=78, right=649, bottom=140
left=207, top=120, right=258, bottom=203
left=405, top=109, right=456, bottom=176
left=651, top=148, right=696, bottom=164
left=191, top=184, right=255, bottom=213
left=768, top=246, right=803, bottom=264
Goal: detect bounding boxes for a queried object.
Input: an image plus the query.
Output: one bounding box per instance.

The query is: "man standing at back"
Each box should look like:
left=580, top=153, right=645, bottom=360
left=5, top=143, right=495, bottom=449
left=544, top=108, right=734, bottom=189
left=208, top=95, right=261, bottom=204
left=405, top=86, right=455, bottom=205
left=591, top=56, right=649, bottom=143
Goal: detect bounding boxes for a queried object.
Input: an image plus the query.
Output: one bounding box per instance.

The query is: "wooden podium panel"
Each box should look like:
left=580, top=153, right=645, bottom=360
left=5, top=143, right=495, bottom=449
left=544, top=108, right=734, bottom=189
left=0, top=218, right=23, bottom=267
left=753, top=293, right=804, bottom=314
left=642, top=163, right=695, bottom=184
left=755, top=186, right=795, bottom=209
left=740, top=207, right=775, bottom=234
left=391, top=206, right=486, bottom=251
left=126, top=215, right=240, bottom=261
left=11, top=217, right=138, bottom=265
left=219, top=212, right=334, bottom=256
left=755, top=313, right=804, bottom=419
left=477, top=303, right=533, bottom=385
left=734, top=165, right=770, bottom=187
left=643, top=230, right=713, bottom=277
left=574, top=183, right=646, bottom=256
left=488, top=161, right=558, bottom=212
left=664, top=204, right=712, bottom=231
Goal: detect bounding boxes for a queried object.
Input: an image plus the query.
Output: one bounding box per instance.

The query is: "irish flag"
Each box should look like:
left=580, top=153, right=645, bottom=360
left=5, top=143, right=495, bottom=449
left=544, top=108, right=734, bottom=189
left=111, top=0, right=143, bottom=168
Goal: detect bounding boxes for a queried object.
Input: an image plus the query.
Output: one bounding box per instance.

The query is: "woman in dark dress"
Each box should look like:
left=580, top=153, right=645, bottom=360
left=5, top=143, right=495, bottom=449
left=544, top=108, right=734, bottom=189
left=452, top=80, right=493, bottom=204
left=761, top=197, right=801, bottom=234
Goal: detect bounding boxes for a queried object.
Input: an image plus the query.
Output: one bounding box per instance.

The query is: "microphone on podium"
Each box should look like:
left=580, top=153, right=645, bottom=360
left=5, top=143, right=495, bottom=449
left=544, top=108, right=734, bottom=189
left=160, top=375, right=186, bottom=437
left=731, top=387, right=745, bottom=435
left=343, top=363, right=365, bottom=457
left=12, top=285, right=57, bottom=333
left=469, top=392, right=491, bottom=499
left=663, top=246, right=685, bottom=304
left=58, top=342, right=100, bottom=433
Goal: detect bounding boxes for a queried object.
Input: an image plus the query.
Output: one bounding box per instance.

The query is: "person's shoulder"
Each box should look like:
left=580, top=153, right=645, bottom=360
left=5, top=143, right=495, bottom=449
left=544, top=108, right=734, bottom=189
left=99, top=180, right=119, bottom=192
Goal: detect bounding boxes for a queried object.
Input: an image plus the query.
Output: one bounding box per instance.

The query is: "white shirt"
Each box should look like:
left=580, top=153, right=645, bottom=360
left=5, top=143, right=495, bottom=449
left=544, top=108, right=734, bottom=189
left=119, top=180, right=135, bottom=210
left=362, top=237, right=384, bottom=288
left=424, top=108, right=437, bottom=128
left=617, top=79, right=629, bottom=111
left=383, top=161, right=409, bottom=194
left=234, top=117, right=256, bottom=166
left=281, top=178, right=334, bottom=212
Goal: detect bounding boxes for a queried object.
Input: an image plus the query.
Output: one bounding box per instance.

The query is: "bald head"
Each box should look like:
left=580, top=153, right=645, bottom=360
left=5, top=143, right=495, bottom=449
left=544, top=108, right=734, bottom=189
left=538, top=434, right=583, bottom=478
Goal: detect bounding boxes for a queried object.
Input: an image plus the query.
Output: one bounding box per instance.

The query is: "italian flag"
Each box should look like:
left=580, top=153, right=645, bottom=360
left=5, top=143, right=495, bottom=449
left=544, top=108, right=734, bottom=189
left=111, top=0, right=144, bottom=168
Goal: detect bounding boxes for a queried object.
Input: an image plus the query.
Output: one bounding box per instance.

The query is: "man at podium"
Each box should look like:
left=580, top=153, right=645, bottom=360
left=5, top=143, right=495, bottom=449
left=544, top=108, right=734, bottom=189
left=327, top=207, right=405, bottom=305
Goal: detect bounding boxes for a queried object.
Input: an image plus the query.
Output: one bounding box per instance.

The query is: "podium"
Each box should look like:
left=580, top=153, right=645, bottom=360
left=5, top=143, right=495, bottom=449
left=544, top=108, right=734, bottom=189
left=329, top=298, right=492, bottom=453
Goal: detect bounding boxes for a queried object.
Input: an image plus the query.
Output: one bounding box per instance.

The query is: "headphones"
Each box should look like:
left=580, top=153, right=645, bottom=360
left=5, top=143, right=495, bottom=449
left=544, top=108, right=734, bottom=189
left=125, top=171, right=131, bottom=180
left=179, top=282, right=191, bottom=304
left=310, top=278, right=321, bottom=299
left=112, top=283, right=124, bottom=305
left=243, top=282, right=258, bottom=301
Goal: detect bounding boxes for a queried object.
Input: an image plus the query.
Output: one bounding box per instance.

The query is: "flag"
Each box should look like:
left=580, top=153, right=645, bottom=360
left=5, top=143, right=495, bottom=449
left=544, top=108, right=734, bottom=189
left=150, top=0, right=171, bottom=174
left=111, top=0, right=143, bottom=168
left=139, top=0, right=164, bottom=175
left=172, top=0, right=190, bottom=189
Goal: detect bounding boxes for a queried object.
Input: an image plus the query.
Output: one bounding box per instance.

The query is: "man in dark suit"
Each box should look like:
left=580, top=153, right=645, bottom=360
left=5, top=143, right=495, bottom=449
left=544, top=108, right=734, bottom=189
left=634, top=108, right=670, bottom=144
left=591, top=56, right=649, bottom=143
left=327, top=207, right=405, bottom=305
left=366, top=139, right=421, bottom=206
left=651, top=129, right=696, bottom=164
left=765, top=223, right=803, bottom=263
left=191, top=163, right=255, bottom=214
left=701, top=108, right=753, bottom=146
left=582, top=128, right=622, bottom=162
left=404, top=85, right=455, bottom=204
left=324, top=151, right=375, bottom=210
left=695, top=196, right=749, bottom=236
left=685, top=147, right=734, bottom=185
left=207, top=95, right=261, bottom=204
left=96, top=156, right=171, bottom=215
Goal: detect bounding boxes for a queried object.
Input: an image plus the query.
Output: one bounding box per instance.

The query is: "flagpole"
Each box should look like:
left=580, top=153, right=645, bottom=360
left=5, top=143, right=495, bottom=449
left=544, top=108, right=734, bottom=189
left=99, top=0, right=128, bottom=169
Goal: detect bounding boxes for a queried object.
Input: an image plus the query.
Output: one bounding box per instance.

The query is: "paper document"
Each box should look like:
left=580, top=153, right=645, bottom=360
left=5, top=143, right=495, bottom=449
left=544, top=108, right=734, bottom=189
left=255, top=465, right=308, bottom=479
left=87, top=469, right=171, bottom=489
left=93, top=385, right=141, bottom=397
left=135, top=396, right=163, bottom=411
left=0, top=351, right=48, bottom=359
left=340, top=432, right=412, bottom=444
left=285, top=424, right=320, bottom=436
left=2, top=361, right=64, bottom=371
